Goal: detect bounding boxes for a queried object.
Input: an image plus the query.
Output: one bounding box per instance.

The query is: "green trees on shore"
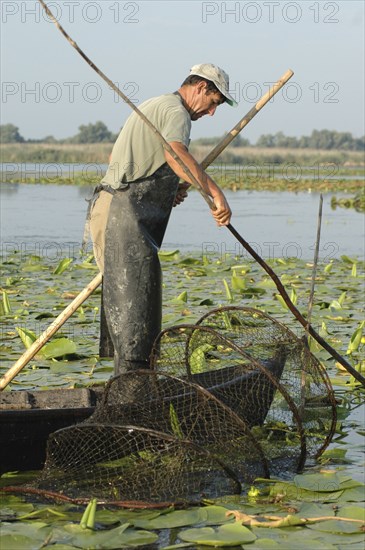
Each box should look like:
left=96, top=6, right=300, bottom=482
left=196, top=130, right=364, bottom=151
left=0, top=124, right=25, bottom=144
left=0, top=122, right=118, bottom=145
left=1, top=123, right=364, bottom=151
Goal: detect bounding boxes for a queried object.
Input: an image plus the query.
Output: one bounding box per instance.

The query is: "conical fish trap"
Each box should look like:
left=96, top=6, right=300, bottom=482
left=36, top=307, right=336, bottom=505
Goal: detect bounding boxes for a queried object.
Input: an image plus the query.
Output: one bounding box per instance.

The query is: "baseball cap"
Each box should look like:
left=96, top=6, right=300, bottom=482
left=189, top=63, right=238, bottom=107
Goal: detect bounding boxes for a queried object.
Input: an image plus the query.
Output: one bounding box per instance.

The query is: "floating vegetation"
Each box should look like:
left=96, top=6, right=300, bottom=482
left=1, top=251, right=364, bottom=390
left=0, top=472, right=364, bottom=548
left=0, top=251, right=364, bottom=548
left=331, top=188, right=365, bottom=212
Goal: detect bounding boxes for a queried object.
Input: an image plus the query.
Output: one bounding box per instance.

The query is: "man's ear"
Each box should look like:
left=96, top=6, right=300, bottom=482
left=195, top=80, right=208, bottom=95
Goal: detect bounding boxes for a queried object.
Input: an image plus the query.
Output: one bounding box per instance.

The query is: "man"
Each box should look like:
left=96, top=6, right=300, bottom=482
left=90, top=63, right=236, bottom=376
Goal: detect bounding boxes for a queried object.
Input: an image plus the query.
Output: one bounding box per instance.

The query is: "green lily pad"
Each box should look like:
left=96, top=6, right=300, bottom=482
left=203, top=505, right=232, bottom=525
left=307, top=519, right=364, bottom=534
left=251, top=539, right=337, bottom=549
left=134, top=507, right=207, bottom=529
left=297, top=502, right=335, bottom=518
left=294, top=473, right=341, bottom=492
left=268, top=480, right=343, bottom=502
left=93, top=507, right=162, bottom=525
left=54, top=522, right=158, bottom=548
left=178, top=522, right=256, bottom=546
left=338, top=486, right=365, bottom=502
left=41, top=338, right=77, bottom=359
left=0, top=535, right=43, bottom=550
left=250, top=526, right=339, bottom=549
left=339, top=506, right=365, bottom=521
left=0, top=495, right=34, bottom=517
left=0, top=521, right=51, bottom=547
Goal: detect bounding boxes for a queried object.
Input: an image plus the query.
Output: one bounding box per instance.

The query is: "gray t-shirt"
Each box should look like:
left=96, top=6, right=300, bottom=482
left=102, top=93, right=191, bottom=188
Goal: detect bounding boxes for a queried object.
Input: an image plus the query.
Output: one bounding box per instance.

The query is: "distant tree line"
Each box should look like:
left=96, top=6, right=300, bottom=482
left=1, top=123, right=364, bottom=151
left=0, top=122, right=118, bottom=145
left=193, top=130, right=365, bottom=151
left=255, top=130, right=364, bottom=151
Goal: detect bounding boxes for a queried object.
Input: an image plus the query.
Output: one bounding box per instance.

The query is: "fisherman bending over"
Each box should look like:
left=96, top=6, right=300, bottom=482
left=90, top=63, right=236, bottom=376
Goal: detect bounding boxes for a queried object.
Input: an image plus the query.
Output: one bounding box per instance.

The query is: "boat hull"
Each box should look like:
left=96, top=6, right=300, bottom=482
left=1, top=388, right=101, bottom=473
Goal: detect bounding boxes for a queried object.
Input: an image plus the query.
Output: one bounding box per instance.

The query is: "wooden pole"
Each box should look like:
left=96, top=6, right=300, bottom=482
left=307, top=194, right=324, bottom=335
left=300, top=194, right=324, bottom=412
left=0, top=273, right=102, bottom=390
left=201, top=69, right=293, bottom=169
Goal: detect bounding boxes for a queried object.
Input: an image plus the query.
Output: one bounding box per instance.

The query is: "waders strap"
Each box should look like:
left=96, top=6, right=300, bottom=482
left=81, top=184, right=116, bottom=254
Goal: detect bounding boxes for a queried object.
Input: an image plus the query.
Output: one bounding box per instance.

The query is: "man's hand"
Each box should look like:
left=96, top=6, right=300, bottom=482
left=173, top=182, right=190, bottom=207
left=165, top=142, right=232, bottom=224
left=211, top=191, right=232, bottom=226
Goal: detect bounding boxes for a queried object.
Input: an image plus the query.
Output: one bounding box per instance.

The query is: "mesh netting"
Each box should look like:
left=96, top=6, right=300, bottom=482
left=34, top=307, right=336, bottom=505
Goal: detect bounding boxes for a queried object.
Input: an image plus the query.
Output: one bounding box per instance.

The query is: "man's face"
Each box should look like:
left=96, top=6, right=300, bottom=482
left=189, top=83, right=225, bottom=121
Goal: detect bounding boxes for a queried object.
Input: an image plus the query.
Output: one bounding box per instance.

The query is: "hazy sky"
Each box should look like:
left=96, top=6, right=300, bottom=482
left=1, top=0, right=364, bottom=142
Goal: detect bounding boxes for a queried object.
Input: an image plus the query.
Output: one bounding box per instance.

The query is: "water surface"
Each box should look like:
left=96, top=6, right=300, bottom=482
left=1, top=183, right=363, bottom=260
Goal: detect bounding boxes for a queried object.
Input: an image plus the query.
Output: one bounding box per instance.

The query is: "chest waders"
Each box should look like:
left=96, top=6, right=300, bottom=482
left=103, top=164, right=179, bottom=376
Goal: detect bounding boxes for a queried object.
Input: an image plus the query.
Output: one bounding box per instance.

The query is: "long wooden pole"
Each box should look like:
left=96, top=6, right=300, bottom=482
left=201, top=69, right=293, bottom=169
left=0, top=273, right=102, bottom=390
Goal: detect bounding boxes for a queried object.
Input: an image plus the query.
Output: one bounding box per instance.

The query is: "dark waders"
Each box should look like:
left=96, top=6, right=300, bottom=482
left=103, top=164, right=179, bottom=375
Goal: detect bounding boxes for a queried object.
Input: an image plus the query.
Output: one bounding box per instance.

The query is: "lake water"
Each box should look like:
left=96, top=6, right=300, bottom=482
left=1, top=182, right=364, bottom=261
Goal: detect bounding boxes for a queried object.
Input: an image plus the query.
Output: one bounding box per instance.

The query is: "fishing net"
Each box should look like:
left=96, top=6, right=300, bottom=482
left=34, top=307, right=336, bottom=505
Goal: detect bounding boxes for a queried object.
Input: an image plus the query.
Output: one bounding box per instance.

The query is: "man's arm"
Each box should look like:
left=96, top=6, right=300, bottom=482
left=165, top=141, right=231, bottom=226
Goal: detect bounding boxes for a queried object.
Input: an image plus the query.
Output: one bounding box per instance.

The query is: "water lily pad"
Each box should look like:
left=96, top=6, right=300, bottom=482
left=294, top=473, right=341, bottom=492
left=178, top=522, right=256, bottom=546
left=203, top=505, right=233, bottom=525
left=297, top=502, right=335, bottom=518
left=0, top=535, right=43, bottom=550
left=338, top=506, right=365, bottom=521
left=251, top=538, right=337, bottom=549
left=268, top=480, right=343, bottom=502
left=41, top=338, right=77, bottom=359
left=54, top=522, right=158, bottom=548
left=338, top=486, right=365, bottom=502
left=93, top=507, right=162, bottom=525
left=0, top=521, right=51, bottom=547
left=134, top=507, right=207, bottom=529
left=250, top=527, right=339, bottom=549
left=307, top=519, right=364, bottom=534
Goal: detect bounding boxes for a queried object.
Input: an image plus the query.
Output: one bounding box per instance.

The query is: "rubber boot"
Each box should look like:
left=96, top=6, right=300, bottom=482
left=103, top=164, right=179, bottom=377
